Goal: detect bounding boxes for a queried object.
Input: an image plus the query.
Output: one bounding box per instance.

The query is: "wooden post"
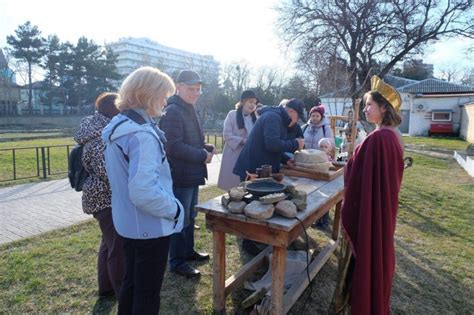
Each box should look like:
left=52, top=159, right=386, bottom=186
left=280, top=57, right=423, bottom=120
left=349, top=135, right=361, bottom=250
left=348, top=99, right=360, bottom=158
left=330, top=117, right=337, bottom=158
left=213, top=231, right=226, bottom=314
left=271, top=246, right=287, bottom=315
left=332, top=201, right=342, bottom=241
left=330, top=116, right=337, bottom=138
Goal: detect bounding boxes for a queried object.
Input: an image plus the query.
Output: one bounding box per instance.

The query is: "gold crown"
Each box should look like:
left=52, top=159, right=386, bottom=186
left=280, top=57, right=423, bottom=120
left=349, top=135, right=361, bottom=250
left=371, top=75, right=402, bottom=112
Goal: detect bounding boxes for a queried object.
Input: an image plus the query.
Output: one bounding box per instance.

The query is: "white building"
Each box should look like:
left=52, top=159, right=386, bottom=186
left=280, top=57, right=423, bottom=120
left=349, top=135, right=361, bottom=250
left=320, top=75, right=474, bottom=139
left=106, top=37, right=220, bottom=83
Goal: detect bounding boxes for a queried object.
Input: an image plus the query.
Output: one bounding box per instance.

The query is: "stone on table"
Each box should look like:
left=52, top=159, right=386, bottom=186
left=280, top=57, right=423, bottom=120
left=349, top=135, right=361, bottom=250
left=275, top=200, right=297, bottom=218
left=244, top=201, right=275, bottom=220
left=228, top=201, right=247, bottom=214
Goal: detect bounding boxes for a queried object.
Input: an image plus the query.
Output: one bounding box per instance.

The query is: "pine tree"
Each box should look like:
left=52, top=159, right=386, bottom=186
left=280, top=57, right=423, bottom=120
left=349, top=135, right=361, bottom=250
left=7, top=21, right=46, bottom=113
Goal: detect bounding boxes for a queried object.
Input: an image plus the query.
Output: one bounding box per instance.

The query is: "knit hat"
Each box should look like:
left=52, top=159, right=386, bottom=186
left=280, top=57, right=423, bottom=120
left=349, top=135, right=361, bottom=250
left=309, top=105, right=325, bottom=118
left=318, top=137, right=333, bottom=149
left=285, top=98, right=306, bottom=121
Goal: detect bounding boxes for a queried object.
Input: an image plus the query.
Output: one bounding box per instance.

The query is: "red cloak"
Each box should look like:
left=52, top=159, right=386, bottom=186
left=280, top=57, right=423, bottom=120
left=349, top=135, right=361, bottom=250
left=341, top=128, right=404, bottom=315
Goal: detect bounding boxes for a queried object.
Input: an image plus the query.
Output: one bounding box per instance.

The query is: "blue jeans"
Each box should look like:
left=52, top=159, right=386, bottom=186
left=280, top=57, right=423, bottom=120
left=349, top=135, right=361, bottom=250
left=169, top=186, right=199, bottom=270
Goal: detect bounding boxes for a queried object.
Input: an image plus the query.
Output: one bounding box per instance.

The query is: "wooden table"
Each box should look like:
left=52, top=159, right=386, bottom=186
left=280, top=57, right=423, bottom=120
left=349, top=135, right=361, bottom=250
left=195, top=175, right=344, bottom=314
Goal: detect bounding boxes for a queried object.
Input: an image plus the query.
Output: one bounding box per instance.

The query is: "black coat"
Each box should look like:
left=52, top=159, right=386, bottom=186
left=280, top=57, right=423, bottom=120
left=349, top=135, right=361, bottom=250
left=159, top=95, right=208, bottom=187
left=233, top=106, right=299, bottom=180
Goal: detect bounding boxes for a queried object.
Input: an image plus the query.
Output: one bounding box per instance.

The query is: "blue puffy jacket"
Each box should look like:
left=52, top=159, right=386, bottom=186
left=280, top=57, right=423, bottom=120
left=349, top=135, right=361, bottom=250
left=102, top=109, right=184, bottom=239
left=233, top=106, right=299, bottom=180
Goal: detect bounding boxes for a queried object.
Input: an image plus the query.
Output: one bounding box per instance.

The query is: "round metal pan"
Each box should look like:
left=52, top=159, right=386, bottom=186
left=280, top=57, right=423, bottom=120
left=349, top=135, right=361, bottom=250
left=245, top=181, right=287, bottom=197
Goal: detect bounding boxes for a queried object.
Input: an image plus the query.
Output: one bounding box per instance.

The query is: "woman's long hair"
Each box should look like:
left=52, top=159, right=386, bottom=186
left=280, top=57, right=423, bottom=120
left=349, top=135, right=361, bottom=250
left=235, top=101, right=257, bottom=129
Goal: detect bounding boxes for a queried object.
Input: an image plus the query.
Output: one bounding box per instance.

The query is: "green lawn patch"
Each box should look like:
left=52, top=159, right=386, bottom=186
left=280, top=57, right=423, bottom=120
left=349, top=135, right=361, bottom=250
left=0, top=137, right=75, bottom=185
left=403, top=136, right=469, bottom=151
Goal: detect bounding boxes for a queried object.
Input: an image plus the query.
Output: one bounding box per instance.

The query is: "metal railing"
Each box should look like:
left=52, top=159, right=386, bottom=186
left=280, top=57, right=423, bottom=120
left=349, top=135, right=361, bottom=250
left=0, top=133, right=224, bottom=184
left=0, top=145, right=72, bottom=182
left=205, top=133, right=225, bottom=151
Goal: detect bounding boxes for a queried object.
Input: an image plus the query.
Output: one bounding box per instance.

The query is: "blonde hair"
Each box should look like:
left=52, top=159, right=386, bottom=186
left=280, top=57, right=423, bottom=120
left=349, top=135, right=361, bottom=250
left=117, top=66, right=175, bottom=117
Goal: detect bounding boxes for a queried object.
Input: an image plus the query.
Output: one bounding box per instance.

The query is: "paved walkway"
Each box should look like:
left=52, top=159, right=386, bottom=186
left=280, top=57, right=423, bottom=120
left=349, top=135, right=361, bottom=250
left=0, top=154, right=222, bottom=245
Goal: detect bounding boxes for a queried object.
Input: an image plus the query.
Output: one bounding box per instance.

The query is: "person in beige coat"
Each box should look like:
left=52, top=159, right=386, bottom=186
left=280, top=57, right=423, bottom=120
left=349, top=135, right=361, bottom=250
left=217, top=90, right=258, bottom=191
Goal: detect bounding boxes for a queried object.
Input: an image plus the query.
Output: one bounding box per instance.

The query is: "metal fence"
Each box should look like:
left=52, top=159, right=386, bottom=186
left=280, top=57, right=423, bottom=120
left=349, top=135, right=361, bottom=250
left=0, top=133, right=224, bottom=184
left=0, top=145, right=72, bottom=183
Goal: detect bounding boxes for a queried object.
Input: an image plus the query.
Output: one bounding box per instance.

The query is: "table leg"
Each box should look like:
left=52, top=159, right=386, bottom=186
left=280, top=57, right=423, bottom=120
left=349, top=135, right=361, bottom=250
left=213, top=230, right=226, bottom=314
left=271, top=246, right=287, bottom=315
left=332, top=201, right=342, bottom=241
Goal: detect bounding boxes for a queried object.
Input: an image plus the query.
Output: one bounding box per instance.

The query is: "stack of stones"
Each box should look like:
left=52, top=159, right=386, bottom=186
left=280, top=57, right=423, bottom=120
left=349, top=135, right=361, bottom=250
left=220, top=180, right=308, bottom=220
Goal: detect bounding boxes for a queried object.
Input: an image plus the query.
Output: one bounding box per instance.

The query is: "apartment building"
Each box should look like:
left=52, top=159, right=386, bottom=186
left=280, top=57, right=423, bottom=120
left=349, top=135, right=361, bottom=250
left=106, top=37, right=219, bottom=82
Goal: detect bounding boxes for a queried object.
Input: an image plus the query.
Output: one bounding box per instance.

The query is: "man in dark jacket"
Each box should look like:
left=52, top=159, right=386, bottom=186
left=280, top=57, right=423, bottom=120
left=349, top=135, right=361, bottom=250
left=233, top=98, right=306, bottom=181
left=159, top=70, right=213, bottom=278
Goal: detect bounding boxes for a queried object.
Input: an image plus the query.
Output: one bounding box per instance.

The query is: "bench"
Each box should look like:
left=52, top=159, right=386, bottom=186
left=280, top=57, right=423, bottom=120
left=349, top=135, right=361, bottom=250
left=429, top=123, right=453, bottom=136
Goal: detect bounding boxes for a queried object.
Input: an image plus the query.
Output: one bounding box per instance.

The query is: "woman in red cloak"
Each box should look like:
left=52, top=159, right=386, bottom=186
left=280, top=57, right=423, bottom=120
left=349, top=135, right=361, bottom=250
left=330, top=76, right=404, bottom=315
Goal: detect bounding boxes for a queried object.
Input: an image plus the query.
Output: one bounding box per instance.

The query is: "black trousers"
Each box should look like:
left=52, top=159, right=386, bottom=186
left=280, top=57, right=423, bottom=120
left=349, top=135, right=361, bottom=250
left=118, top=235, right=171, bottom=315
left=93, top=208, right=125, bottom=298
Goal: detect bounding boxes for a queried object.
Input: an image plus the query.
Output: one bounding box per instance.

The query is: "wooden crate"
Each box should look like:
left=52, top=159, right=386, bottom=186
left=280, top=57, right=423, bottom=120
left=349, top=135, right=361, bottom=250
left=280, top=162, right=345, bottom=181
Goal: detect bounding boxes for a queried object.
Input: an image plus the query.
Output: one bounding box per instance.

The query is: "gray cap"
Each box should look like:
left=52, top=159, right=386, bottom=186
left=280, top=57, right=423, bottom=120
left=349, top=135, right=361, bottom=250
left=176, top=70, right=202, bottom=85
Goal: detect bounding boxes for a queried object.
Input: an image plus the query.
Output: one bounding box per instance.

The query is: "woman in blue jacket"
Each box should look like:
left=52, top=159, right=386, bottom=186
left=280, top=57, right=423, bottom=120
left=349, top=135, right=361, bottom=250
left=102, top=66, right=184, bottom=314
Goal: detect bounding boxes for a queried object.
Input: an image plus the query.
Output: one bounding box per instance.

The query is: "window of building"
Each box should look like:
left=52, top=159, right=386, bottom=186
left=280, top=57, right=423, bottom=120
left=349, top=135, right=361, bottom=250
left=431, top=111, right=452, bottom=122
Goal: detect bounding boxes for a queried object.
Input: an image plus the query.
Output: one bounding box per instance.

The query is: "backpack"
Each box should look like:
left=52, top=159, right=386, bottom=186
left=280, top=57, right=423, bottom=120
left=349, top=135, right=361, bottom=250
left=68, top=144, right=89, bottom=192
left=68, top=110, right=150, bottom=192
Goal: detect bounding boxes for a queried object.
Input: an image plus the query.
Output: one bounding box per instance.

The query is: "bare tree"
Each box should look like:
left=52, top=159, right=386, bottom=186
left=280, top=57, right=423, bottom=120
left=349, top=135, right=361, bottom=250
left=278, top=0, right=474, bottom=101
left=253, top=66, right=290, bottom=104
left=221, top=60, right=251, bottom=99
left=438, top=64, right=462, bottom=82
left=461, top=67, right=474, bottom=85
left=255, top=66, right=287, bottom=94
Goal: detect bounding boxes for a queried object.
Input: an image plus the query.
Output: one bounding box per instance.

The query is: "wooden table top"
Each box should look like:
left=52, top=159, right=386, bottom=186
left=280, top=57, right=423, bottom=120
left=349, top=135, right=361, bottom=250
left=195, top=176, right=344, bottom=232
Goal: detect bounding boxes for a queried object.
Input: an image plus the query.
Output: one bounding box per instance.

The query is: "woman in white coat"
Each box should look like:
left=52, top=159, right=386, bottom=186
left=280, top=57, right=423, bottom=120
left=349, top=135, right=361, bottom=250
left=302, top=105, right=334, bottom=149
left=217, top=90, right=258, bottom=191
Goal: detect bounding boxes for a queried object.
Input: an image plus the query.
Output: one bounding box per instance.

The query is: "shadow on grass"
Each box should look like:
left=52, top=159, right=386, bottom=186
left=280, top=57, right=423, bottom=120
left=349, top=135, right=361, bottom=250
left=92, top=296, right=116, bottom=314
left=227, top=242, right=268, bottom=314
left=399, top=203, right=473, bottom=242
left=225, top=215, right=339, bottom=314
left=392, top=239, right=474, bottom=314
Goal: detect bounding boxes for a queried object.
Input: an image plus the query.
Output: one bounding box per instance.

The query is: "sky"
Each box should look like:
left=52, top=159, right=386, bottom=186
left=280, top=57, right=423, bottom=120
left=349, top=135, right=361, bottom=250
left=0, top=0, right=293, bottom=70
left=1, top=0, right=472, bottom=81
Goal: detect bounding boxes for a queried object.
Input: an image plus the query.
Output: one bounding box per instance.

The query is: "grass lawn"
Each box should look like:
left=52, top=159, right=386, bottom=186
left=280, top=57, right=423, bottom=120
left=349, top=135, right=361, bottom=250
left=403, top=136, right=469, bottom=151
left=1, top=149, right=473, bottom=314
left=0, top=137, right=75, bottom=185
left=0, top=130, right=74, bottom=141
